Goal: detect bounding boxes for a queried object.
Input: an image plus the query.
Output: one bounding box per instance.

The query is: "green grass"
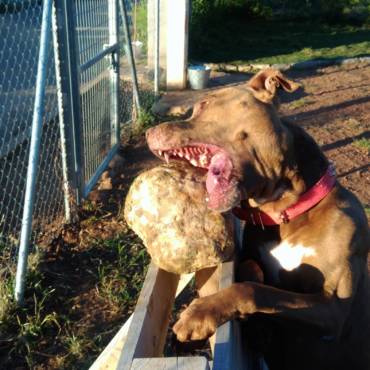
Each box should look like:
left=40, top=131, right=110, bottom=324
left=353, top=137, right=370, bottom=153
left=0, top=231, right=149, bottom=369
left=288, top=97, right=315, bottom=109
left=132, top=1, right=148, bottom=52
left=364, top=205, right=370, bottom=217
left=190, top=19, right=370, bottom=65
left=96, top=238, right=149, bottom=308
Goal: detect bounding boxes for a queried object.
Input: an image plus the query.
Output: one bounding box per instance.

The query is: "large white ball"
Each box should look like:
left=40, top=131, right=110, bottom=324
left=124, top=163, right=234, bottom=274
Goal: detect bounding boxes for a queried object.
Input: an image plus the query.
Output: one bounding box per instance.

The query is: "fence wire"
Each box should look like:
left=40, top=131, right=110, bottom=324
left=0, top=0, right=156, bottom=300
left=76, top=0, right=113, bottom=185
left=120, top=0, right=154, bottom=125
left=74, top=0, right=121, bottom=195
left=0, top=1, right=64, bottom=271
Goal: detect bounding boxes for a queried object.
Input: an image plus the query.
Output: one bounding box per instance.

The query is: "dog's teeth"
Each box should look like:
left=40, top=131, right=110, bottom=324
left=178, top=152, right=184, bottom=158
left=158, top=150, right=162, bottom=156
left=164, top=152, right=169, bottom=163
left=199, top=154, right=208, bottom=167
left=185, top=153, right=191, bottom=160
left=190, top=159, right=198, bottom=166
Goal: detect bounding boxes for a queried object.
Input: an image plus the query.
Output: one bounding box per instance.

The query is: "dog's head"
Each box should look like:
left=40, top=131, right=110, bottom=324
left=146, top=69, right=301, bottom=212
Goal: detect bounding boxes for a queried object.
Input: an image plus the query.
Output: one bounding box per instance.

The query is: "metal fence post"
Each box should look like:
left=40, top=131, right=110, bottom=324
left=119, top=0, right=141, bottom=112
left=108, top=0, right=120, bottom=146
left=15, top=0, right=53, bottom=304
left=52, top=0, right=84, bottom=206
left=52, top=2, right=71, bottom=222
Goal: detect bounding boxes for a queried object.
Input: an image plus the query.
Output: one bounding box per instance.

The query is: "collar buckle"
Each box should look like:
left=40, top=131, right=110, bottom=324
left=280, top=210, right=289, bottom=224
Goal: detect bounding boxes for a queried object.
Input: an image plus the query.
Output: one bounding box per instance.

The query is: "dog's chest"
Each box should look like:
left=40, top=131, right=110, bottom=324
left=259, top=240, right=317, bottom=285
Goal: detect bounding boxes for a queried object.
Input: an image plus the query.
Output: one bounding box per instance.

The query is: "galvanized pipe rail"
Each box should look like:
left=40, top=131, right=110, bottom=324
left=119, top=0, right=141, bottom=112
left=15, top=0, right=53, bottom=303
left=80, top=43, right=120, bottom=73
left=13, top=0, right=150, bottom=304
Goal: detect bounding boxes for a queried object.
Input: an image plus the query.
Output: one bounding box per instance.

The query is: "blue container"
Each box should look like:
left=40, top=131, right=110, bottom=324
left=188, top=65, right=211, bottom=90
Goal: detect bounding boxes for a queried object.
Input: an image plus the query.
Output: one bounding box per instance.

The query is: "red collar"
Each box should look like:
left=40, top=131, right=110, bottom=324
left=232, top=164, right=336, bottom=226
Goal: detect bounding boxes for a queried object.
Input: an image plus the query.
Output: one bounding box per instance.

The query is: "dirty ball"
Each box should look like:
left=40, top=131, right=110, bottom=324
left=124, top=163, right=234, bottom=274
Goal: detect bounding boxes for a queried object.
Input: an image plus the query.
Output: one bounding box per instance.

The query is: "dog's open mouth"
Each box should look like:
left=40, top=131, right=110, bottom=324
left=152, top=143, right=240, bottom=212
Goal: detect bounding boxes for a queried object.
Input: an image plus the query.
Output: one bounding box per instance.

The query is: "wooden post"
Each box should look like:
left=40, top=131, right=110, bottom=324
left=147, top=0, right=189, bottom=90
left=117, top=263, right=180, bottom=370
left=166, top=0, right=189, bottom=90
left=147, top=0, right=167, bottom=86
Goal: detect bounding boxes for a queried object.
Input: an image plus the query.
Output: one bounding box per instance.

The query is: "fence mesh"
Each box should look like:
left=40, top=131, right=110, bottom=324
left=0, top=1, right=65, bottom=269
left=0, top=0, right=156, bottom=297
left=75, top=0, right=116, bottom=186
left=120, top=0, right=154, bottom=126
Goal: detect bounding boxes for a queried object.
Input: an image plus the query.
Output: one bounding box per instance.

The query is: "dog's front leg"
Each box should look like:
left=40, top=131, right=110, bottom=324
left=173, top=281, right=352, bottom=342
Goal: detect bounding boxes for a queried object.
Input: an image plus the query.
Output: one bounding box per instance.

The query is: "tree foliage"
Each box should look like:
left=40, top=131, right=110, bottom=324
left=191, top=0, right=370, bottom=20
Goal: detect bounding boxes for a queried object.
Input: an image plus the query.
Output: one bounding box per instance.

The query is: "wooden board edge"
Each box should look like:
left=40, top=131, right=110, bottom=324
left=89, top=273, right=194, bottom=370
left=117, top=263, right=179, bottom=370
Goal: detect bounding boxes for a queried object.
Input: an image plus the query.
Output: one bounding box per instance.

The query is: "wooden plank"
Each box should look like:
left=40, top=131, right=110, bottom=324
left=195, top=266, right=219, bottom=296
left=177, top=357, right=210, bottom=370
left=212, top=261, right=236, bottom=370
left=195, top=266, right=220, bottom=354
left=212, top=217, right=252, bottom=370
left=117, top=263, right=180, bottom=370
left=213, top=260, right=253, bottom=369
left=131, top=357, right=177, bottom=370
left=89, top=273, right=194, bottom=370
left=166, top=0, right=189, bottom=89
left=131, top=357, right=210, bottom=370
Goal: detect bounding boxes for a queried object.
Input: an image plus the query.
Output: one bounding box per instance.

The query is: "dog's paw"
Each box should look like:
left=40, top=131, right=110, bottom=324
left=173, top=297, right=220, bottom=342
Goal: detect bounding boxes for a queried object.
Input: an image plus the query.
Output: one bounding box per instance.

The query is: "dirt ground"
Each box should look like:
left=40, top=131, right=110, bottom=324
left=2, top=62, right=369, bottom=369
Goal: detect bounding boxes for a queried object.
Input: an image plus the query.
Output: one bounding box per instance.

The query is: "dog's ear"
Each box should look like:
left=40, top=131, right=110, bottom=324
left=188, top=100, right=209, bottom=120
left=247, top=68, right=301, bottom=103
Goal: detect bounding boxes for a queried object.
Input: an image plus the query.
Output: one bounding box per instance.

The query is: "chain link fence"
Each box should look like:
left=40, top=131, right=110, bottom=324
left=120, top=0, right=156, bottom=127
left=0, top=1, right=64, bottom=273
left=0, top=0, right=154, bottom=302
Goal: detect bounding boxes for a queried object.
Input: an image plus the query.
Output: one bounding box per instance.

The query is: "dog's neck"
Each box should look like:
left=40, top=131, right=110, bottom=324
left=249, top=120, right=329, bottom=215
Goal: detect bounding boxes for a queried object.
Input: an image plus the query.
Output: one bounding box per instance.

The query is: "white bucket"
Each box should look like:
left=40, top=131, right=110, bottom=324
left=131, top=40, right=143, bottom=60
left=188, top=65, right=211, bottom=90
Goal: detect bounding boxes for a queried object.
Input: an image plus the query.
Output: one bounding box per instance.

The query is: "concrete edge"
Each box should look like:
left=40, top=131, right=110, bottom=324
left=204, top=55, right=370, bottom=73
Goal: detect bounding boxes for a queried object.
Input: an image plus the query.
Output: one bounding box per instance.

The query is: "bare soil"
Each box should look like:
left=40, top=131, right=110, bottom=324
left=2, top=62, right=369, bottom=369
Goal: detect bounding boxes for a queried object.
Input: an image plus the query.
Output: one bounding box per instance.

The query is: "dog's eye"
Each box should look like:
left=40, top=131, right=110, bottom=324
left=237, top=131, right=248, bottom=140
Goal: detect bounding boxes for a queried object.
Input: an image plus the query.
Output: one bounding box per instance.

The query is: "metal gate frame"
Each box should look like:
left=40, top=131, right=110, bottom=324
left=53, top=0, right=121, bottom=203
left=15, top=0, right=141, bottom=303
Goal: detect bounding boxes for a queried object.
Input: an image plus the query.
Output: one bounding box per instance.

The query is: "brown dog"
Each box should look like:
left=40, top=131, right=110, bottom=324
left=146, top=69, right=370, bottom=370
